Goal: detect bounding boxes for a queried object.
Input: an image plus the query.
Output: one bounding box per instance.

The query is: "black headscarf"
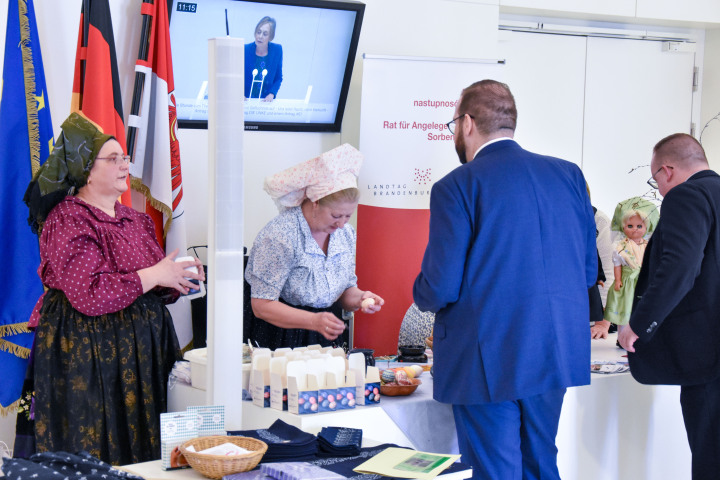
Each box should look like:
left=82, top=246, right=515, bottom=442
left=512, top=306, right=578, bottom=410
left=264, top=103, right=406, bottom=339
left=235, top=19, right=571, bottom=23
left=24, top=112, right=113, bottom=234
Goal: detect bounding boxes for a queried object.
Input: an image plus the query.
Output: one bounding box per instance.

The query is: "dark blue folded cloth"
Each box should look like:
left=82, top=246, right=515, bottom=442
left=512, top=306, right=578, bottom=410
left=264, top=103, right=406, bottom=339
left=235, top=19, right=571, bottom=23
left=1, top=452, right=143, bottom=480
left=317, top=427, right=362, bottom=457
left=227, top=419, right=318, bottom=461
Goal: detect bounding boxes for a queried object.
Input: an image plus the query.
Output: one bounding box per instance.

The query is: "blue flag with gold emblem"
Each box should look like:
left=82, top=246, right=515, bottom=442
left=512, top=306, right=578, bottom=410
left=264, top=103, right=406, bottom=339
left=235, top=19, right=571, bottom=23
left=0, top=0, right=54, bottom=412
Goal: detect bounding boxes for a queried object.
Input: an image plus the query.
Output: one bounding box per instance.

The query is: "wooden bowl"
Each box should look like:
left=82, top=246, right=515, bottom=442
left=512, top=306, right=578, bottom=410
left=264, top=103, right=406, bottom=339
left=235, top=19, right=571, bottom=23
left=381, top=378, right=422, bottom=396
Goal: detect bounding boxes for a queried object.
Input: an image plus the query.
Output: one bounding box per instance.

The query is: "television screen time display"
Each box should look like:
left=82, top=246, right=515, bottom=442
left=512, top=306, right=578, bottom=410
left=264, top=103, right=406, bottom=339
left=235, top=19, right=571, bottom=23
left=169, top=0, right=365, bottom=132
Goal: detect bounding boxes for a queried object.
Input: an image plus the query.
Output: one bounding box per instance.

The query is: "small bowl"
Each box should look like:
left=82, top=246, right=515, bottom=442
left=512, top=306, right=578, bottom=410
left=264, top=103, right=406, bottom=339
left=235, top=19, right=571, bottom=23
left=380, top=378, right=422, bottom=396
left=399, top=345, right=426, bottom=356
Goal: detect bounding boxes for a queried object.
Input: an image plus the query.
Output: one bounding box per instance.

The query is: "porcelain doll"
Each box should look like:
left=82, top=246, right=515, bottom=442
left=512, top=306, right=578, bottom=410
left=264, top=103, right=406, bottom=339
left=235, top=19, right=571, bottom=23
left=604, top=197, right=659, bottom=327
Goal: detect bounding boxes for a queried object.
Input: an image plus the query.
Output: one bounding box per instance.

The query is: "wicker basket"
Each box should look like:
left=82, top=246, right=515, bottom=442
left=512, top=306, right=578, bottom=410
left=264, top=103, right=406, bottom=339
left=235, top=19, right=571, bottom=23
left=179, top=435, right=268, bottom=479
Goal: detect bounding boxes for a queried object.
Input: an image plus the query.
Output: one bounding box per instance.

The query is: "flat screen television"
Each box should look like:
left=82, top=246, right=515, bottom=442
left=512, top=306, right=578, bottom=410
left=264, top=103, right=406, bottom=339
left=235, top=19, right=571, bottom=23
left=168, top=0, right=365, bottom=132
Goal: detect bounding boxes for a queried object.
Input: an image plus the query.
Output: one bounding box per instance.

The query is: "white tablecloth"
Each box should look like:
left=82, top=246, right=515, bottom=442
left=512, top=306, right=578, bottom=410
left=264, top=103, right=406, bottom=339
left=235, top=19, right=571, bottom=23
left=169, top=333, right=692, bottom=480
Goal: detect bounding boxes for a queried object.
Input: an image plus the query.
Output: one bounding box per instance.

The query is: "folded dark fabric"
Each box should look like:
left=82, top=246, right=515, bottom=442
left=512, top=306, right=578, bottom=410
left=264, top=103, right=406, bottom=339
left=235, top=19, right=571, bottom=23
left=1, top=451, right=143, bottom=480
left=227, top=419, right=318, bottom=461
left=317, top=427, right=362, bottom=457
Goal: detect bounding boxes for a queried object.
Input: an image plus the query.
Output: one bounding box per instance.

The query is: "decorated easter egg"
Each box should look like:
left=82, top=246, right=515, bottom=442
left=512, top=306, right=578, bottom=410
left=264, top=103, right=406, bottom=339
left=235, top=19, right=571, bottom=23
left=348, top=399, right=355, bottom=407
left=311, top=403, right=318, bottom=412
left=402, top=367, right=416, bottom=378
left=348, top=392, right=354, bottom=400
left=411, top=365, right=424, bottom=377
left=396, top=369, right=414, bottom=385
left=329, top=401, right=336, bottom=409
left=309, top=396, right=317, bottom=404
left=381, top=369, right=396, bottom=384
left=336, top=393, right=343, bottom=401
left=373, top=387, right=379, bottom=395
left=322, top=399, right=329, bottom=408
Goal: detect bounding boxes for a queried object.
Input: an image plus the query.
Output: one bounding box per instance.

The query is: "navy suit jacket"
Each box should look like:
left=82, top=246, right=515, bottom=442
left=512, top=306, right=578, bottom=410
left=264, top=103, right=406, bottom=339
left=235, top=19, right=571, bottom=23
left=244, top=42, right=283, bottom=98
left=413, top=140, right=596, bottom=404
left=629, top=170, right=720, bottom=386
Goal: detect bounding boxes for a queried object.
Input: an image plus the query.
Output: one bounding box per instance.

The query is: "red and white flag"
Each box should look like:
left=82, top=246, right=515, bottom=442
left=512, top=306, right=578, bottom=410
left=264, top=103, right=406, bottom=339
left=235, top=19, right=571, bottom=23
left=129, top=0, right=193, bottom=349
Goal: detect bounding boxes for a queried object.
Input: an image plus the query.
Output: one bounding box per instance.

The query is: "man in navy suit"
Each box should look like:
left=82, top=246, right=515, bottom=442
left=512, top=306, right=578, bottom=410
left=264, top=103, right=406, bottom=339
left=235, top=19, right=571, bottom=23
left=413, top=80, right=597, bottom=479
left=619, top=133, right=720, bottom=480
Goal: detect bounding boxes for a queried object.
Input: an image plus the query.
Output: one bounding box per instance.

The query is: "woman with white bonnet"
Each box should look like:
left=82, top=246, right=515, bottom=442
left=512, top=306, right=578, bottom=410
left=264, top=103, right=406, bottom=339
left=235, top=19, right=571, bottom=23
left=245, top=144, right=384, bottom=349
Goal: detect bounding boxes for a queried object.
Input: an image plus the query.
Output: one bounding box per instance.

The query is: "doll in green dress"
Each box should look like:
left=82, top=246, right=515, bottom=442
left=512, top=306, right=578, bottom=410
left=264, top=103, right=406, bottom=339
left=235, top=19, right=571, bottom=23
left=604, top=197, right=659, bottom=327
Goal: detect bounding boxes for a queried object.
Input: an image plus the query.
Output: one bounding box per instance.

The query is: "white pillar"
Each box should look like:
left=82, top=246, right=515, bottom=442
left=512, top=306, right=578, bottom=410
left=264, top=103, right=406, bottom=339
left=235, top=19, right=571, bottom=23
left=207, top=37, right=245, bottom=429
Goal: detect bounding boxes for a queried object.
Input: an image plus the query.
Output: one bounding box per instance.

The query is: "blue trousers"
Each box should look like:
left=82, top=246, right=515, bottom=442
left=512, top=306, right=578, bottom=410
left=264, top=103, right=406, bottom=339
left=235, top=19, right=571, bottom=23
left=452, top=388, right=566, bottom=480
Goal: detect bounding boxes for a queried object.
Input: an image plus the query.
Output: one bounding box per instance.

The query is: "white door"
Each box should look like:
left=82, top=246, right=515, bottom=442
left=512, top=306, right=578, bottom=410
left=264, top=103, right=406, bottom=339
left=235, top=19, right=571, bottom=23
left=498, top=30, right=587, bottom=165
left=582, top=36, right=696, bottom=218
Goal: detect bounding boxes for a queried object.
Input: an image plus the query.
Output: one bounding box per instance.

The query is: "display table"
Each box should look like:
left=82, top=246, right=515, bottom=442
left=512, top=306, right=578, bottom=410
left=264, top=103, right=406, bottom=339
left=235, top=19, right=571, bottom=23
left=557, top=334, right=691, bottom=480
left=120, top=458, right=472, bottom=479
left=168, top=334, right=692, bottom=480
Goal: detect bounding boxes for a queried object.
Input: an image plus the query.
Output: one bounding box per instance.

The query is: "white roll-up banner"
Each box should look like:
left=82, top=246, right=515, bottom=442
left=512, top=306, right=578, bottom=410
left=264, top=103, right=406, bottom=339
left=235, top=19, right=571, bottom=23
left=355, top=55, right=505, bottom=355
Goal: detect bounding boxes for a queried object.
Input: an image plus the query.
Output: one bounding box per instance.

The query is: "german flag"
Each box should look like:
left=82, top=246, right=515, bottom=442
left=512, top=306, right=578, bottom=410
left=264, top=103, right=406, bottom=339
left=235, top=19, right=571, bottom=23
left=71, top=0, right=130, bottom=205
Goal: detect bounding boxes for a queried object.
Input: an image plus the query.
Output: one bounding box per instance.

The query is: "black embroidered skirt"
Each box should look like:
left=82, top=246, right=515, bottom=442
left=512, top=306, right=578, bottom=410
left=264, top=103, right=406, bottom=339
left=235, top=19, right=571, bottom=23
left=248, top=300, right=347, bottom=350
left=32, top=289, right=181, bottom=465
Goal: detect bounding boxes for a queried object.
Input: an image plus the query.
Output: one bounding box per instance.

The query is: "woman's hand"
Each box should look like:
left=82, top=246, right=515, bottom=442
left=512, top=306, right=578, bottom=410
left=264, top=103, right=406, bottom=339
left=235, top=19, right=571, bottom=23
left=359, top=291, right=384, bottom=314
left=262, top=93, right=275, bottom=102
left=312, top=311, right=346, bottom=340
left=137, top=249, right=205, bottom=294
left=339, top=287, right=384, bottom=313
left=614, top=279, right=622, bottom=291
left=591, top=319, right=611, bottom=339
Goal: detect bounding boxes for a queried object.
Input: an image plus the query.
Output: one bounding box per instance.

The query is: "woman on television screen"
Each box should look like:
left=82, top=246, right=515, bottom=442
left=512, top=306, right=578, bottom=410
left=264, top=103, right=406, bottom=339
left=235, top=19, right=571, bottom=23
left=245, top=16, right=283, bottom=101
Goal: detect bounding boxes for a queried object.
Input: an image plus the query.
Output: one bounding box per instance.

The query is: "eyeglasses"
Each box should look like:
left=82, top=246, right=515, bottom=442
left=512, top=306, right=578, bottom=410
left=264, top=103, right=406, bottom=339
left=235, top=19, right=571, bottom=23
left=95, top=155, right=132, bottom=165
left=647, top=165, right=673, bottom=189
left=446, top=113, right=474, bottom=135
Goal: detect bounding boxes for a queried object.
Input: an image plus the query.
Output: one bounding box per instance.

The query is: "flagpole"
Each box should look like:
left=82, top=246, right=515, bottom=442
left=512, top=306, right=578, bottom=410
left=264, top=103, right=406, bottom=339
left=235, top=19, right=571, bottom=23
left=127, top=0, right=155, bottom=158
left=78, top=0, right=91, bottom=106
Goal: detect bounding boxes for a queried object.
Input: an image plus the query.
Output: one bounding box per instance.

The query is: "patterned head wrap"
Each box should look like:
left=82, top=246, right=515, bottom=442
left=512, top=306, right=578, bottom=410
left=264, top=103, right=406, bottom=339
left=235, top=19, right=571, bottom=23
left=24, top=112, right=114, bottom=234
left=263, top=143, right=363, bottom=210
left=610, top=196, right=660, bottom=234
